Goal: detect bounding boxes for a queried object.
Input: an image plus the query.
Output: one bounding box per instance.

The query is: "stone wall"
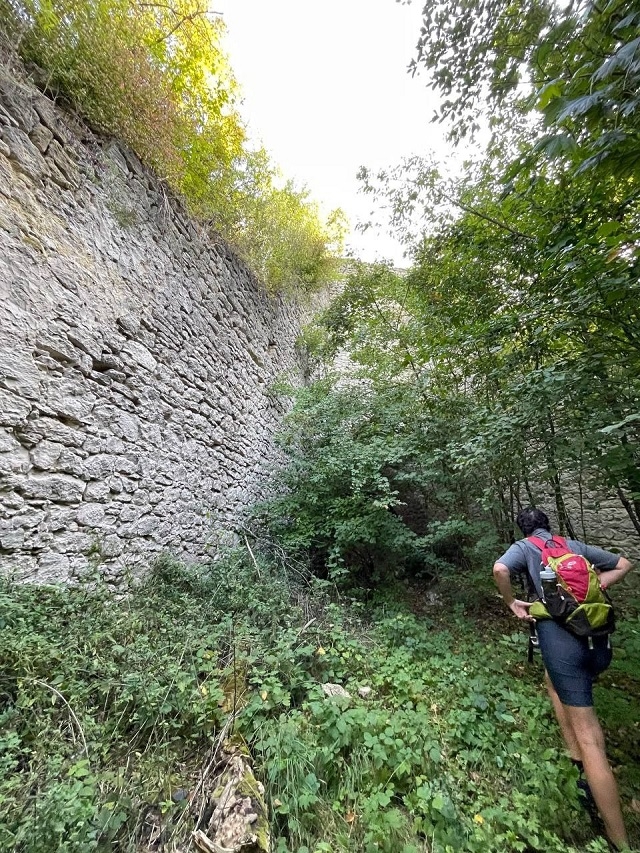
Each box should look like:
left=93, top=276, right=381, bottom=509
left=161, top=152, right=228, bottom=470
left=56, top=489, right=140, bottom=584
left=543, top=488, right=640, bottom=561
left=0, top=65, right=307, bottom=583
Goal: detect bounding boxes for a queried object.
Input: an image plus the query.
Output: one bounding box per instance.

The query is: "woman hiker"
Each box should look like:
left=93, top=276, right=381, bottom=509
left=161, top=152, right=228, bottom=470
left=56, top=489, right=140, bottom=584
left=493, top=507, right=633, bottom=851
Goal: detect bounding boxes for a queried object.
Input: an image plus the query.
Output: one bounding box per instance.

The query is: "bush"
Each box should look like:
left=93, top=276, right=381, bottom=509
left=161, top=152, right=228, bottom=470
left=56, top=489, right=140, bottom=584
left=0, top=552, right=305, bottom=851
left=256, top=380, right=487, bottom=586
left=1, top=554, right=636, bottom=851
left=0, top=0, right=344, bottom=291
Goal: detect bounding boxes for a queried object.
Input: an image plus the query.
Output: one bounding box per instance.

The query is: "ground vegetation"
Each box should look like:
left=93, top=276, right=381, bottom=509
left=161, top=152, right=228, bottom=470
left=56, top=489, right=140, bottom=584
left=1, top=554, right=638, bottom=852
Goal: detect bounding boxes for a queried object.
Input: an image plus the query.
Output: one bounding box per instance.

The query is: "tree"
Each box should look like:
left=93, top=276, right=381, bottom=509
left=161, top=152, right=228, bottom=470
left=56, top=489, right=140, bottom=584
left=411, top=0, right=640, bottom=181
left=310, top=149, right=640, bottom=544
left=1, top=0, right=344, bottom=290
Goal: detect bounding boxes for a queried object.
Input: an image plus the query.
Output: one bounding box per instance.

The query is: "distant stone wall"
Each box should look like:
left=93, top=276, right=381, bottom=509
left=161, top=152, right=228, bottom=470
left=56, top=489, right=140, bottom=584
left=545, top=488, right=640, bottom=561
left=0, top=65, right=306, bottom=583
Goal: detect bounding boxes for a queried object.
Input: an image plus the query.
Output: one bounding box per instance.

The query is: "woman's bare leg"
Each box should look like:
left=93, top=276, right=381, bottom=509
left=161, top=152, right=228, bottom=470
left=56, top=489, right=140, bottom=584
left=544, top=671, right=582, bottom=759
left=563, top=704, right=628, bottom=850
left=544, top=672, right=628, bottom=849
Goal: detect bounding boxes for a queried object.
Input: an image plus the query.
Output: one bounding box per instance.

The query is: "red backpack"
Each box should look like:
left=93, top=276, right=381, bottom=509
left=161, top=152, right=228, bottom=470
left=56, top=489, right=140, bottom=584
left=527, top=535, right=615, bottom=637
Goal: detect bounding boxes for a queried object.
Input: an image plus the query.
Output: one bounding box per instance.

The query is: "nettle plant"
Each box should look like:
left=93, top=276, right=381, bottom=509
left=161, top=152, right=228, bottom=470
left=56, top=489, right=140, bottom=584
left=1, top=551, right=637, bottom=851
left=243, top=603, right=621, bottom=853
left=0, top=553, right=300, bottom=852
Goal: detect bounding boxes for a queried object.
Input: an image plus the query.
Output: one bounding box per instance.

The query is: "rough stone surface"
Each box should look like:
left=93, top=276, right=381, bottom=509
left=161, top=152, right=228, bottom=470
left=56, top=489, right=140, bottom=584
left=321, top=683, right=351, bottom=699
left=543, top=485, right=640, bottom=561
left=0, top=65, right=309, bottom=583
left=193, top=742, right=270, bottom=853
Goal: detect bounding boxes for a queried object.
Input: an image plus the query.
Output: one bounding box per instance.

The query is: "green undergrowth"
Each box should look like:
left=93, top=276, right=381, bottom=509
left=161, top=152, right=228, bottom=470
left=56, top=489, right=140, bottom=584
left=0, top=556, right=638, bottom=852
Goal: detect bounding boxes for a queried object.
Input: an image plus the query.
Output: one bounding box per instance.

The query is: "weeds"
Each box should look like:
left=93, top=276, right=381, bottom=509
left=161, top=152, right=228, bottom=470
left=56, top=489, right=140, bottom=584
left=0, top=554, right=637, bottom=852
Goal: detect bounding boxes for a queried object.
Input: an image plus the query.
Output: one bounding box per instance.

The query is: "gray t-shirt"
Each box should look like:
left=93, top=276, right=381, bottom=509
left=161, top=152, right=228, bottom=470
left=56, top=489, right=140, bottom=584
left=497, top=527, right=620, bottom=598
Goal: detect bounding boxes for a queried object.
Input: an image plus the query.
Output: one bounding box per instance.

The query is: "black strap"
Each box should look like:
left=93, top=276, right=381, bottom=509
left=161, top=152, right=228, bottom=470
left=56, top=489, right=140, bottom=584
left=515, top=540, right=541, bottom=602
left=527, top=622, right=539, bottom=664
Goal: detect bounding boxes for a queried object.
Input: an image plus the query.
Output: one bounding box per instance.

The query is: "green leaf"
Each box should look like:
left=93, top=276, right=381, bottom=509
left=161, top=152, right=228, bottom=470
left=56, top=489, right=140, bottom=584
left=555, top=92, right=601, bottom=122
left=595, top=221, right=622, bottom=239
left=536, top=79, right=563, bottom=110
left=432, top=792, right=445, bottom=812
left=599, top=413, right=640, bottom=434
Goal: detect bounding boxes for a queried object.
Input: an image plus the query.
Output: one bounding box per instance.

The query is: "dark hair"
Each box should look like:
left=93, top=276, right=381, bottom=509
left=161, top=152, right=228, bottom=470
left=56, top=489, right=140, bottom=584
left=516, top=507, right=551, bottom=537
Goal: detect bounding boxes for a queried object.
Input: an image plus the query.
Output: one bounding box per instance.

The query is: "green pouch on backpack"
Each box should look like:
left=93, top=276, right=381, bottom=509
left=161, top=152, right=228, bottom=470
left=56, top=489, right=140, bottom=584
left=530, top=600, right=551, bottom=620
left=565, top=602, right=615, bottom=637
left=529, top=598, right=615, bottom=637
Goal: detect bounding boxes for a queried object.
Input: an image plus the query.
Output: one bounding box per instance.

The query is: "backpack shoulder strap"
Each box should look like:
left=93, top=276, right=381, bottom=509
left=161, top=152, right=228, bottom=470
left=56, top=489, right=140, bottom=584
left=514, top=541, right=538, bottom=599
left=550, top=535, right=568, bottom=549
left=527, top=536, right=547, bottom=550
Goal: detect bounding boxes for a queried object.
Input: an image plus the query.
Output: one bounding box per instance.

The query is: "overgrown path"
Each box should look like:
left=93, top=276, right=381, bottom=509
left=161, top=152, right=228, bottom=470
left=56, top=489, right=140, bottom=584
left=1, top=557, right=638, bottom=852
left=408, top=575, right=640, bottom=838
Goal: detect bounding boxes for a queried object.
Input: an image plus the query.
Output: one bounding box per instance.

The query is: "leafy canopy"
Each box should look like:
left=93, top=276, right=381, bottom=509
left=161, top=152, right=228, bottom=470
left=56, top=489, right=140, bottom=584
left=411, top=0, right=640, bottom=180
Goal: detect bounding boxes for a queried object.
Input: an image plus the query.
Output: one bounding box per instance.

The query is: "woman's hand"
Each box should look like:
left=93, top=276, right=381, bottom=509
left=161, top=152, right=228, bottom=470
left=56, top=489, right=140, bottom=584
left=493, top=563, right=536, bottom=622
left=509, top=599, right=535, bottom=622
left=599, top=557, right=633, bottom=591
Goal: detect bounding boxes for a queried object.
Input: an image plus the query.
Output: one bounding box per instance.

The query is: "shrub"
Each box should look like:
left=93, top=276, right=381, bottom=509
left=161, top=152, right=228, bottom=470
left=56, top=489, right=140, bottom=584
left=0, top=0, right=343, bottom=290
left=255, top=380, right=486, bottom=586
left=1, top=556, right=635, bottom=851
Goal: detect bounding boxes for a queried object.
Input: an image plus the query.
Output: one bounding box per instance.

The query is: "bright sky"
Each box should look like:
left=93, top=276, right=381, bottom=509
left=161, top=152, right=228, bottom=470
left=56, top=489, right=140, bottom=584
left=215, top=0, right=449, bottom=265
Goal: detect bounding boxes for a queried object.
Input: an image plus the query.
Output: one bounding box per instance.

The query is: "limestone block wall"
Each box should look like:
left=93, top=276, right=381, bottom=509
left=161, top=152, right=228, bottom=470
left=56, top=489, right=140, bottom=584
left=0, top=65, right=306, bottom=583
left=544, top=488, right=640, bottom=561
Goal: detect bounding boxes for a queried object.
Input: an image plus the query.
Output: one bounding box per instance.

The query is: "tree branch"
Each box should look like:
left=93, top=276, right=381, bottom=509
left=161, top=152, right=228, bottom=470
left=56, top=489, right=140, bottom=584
left=441, top=190, right=535, bottom=241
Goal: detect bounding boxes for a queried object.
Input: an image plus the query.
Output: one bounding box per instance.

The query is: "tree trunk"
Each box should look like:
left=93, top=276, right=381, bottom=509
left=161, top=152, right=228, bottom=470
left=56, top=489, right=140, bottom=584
left=546, top=415, right=575, bottom=538
left=615, top=485, right=640, bottom=539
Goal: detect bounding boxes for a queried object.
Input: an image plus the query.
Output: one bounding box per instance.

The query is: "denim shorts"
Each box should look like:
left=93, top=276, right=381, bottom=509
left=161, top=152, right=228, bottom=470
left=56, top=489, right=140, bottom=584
left=537, top=619, right=612, bottom=707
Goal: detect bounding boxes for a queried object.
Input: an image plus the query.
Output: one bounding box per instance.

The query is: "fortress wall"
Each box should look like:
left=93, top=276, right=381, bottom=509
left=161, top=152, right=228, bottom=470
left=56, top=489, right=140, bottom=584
left=0, top=66, right=305, bottom=583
